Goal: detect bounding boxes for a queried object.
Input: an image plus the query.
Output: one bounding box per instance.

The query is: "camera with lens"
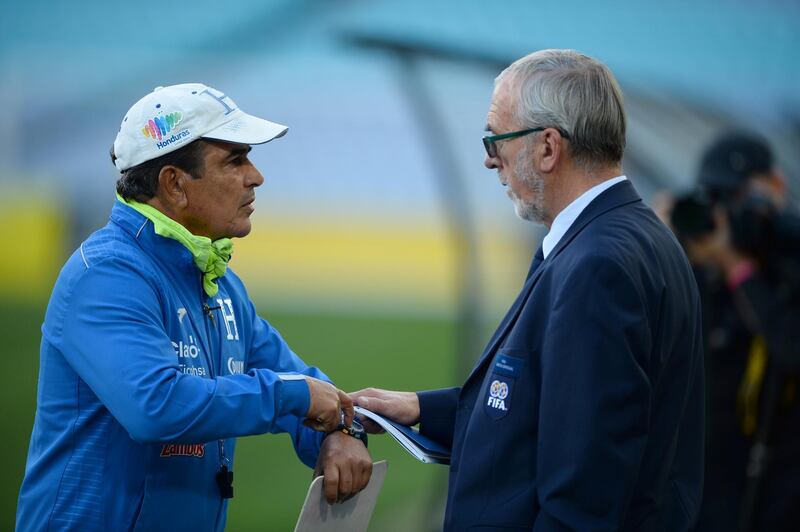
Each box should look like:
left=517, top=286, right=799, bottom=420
left=671, top=131, right=800, bottom=265
left=671, top=187, right=780, bottom=263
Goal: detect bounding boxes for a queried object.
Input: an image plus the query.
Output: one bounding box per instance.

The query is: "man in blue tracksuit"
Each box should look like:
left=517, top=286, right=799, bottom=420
left=16, top=83, right=372, bottom=531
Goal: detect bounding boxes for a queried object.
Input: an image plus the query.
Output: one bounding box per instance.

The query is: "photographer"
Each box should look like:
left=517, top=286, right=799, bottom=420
left=671, top=132, right=800, bottom=532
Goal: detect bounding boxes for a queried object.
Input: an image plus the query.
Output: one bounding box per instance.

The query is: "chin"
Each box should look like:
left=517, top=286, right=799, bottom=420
left=234, top=227, right=252, bottom=239
left=513, top=202, right=533, bottom=222
left=513, top=198, right=544, bottom=224
left=228, top=221, right=253, bottom=239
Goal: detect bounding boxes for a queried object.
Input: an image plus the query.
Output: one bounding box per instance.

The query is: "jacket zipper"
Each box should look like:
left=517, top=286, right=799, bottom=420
left=199, top=274, right=232, bottom=516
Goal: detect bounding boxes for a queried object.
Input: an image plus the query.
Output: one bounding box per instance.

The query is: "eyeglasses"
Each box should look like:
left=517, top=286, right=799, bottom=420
left=482, top=127, right=570, bottom=158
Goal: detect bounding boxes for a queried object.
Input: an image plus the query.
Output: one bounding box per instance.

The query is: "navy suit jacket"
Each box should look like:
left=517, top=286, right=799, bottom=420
left=418, top=180, right=704, bottom=531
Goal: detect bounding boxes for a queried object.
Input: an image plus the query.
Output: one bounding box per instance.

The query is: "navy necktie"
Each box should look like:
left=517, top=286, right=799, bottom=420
left=526, top=245, right=545, bottom=280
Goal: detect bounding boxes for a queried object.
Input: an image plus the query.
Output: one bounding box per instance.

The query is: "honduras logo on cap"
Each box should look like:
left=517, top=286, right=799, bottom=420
left=142, top=111, right=183, bottom=141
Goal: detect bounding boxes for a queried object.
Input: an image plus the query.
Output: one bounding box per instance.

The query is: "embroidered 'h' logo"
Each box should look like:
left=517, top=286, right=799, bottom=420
left=216, top=298, right=239, bottom=340
left=200, top=89, right=237, bottom=115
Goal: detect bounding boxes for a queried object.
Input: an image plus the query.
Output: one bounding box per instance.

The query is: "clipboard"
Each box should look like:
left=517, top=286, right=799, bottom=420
left=293, top=460, right=388, bottom=532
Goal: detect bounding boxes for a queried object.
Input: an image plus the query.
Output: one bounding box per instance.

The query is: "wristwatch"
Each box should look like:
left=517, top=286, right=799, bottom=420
left=327, top=411, right=368, bottom=447
left=339, top=418, right=368, bottom=447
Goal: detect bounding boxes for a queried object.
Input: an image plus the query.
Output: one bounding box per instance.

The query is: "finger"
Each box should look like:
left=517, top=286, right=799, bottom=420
left=324, top=465, right=339, bottom=504
left=339, top=390, right=354, bottom=427
left=337, top=466, right=353, bottom=503
left=303, top=418, right=326, bottom=432
left=323, top=412, right=340, bottom=432
left=341, top=464, right=370, bottom=502
left=357, top=460, right=373, bottom=492
left=353, top=394, right=369, bottom=407
left=359, top=396, right=387, bottom=415
left=349, top=388, right=370, bottom=400
left=350, top=388, right=384, bottom=404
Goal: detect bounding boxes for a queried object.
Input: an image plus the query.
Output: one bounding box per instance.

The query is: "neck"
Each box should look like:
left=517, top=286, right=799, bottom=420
left=146, top=196, right=213, bottom=240
left=543, top=162, right=622, bottom=228
left=146, top=196, right=181, bottom=225
left=118, top=194, right=233, bottom=297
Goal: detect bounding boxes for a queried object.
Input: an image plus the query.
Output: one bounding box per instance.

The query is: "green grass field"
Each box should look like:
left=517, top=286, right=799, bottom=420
left=1, top=303, right=457, bottom=531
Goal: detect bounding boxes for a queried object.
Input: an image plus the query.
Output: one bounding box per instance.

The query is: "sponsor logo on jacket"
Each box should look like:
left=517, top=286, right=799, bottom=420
left=172, top=335, right=200, bottom=358
left=227, top=357, right=244, bottom=374
left=487, top=379, right=509, bottom=411
left=160, top=443, right=206, bottom=458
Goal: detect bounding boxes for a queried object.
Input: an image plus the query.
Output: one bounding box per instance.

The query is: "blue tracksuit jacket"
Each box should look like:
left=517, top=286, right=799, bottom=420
left=17, top=200, right=327, bottom=531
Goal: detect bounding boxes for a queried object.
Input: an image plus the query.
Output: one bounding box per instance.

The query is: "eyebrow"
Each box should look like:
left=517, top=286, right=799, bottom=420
left=484, top=124, right=494, bottom=134
left=227, top=145, right=252, bottom=159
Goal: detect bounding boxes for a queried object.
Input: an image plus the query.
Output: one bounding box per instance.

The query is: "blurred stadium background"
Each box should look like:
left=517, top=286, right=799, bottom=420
left=1, top=1, right=799, bottom=530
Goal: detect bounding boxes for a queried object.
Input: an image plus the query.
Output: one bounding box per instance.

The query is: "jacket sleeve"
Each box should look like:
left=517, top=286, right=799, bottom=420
left=54, top=258, right=314, bottom=448
left=417, top=387, right=460, bottom=449
left=244, top=301, right=329, bottom=468
left=534, top=254, right=652, bottom=531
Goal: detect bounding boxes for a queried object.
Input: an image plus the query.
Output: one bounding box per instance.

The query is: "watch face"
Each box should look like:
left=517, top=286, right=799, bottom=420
left=338, top=418, right=367, bottom=447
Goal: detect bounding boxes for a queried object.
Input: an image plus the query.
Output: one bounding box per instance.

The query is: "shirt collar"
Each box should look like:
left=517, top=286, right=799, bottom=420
left=542, top=175, right=627, bottom=259
left=109, top=199, right=196, bottom=269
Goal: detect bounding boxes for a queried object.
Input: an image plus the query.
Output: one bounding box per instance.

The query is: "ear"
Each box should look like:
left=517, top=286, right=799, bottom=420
left=538, top=128, right=563, bottom=173
left=156, top=165, right=191, bottom=210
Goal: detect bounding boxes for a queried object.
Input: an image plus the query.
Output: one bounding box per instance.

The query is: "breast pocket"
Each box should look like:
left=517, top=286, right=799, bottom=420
left=483, top=353, right=525, bottom=420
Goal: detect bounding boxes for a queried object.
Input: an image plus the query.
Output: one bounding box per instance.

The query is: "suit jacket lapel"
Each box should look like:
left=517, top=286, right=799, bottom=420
left=464, top=180, right=643, bottom=385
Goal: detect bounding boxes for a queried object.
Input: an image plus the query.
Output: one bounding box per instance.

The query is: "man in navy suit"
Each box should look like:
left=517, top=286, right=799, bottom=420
left=352, top=49, right=704, bottom=531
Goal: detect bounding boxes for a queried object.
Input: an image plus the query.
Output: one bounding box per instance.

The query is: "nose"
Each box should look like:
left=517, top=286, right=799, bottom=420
left=247, top=166, right=264, bottom=188
left=485, top=154, right=501, bottom=170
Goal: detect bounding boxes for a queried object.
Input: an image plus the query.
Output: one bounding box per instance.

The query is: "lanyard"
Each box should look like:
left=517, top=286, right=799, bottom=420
left=201, top=279, right=234, bottom=499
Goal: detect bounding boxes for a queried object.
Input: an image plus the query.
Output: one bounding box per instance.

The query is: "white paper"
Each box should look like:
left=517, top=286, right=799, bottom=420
left=293, top=460, right=388, bottom=532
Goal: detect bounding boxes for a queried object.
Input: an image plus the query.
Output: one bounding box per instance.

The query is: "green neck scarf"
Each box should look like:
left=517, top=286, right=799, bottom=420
left=117, top=194, right=233, bottom=297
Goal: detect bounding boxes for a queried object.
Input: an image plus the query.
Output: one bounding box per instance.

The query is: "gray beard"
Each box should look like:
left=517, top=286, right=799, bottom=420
left=510, top=147, right=546, bottom=224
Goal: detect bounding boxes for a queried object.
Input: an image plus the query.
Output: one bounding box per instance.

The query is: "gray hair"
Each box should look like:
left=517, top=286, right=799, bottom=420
left=496, top=49, right=626, bottom=168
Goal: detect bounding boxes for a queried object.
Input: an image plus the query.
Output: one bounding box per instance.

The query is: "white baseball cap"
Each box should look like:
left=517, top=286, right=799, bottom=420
left=112, top=83, right=288, bottom=171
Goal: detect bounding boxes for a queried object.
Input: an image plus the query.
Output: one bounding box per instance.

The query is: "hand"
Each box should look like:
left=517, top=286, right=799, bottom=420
left=303, top=377, right=354, bottom=433
left=314, top=432, right=372, bottom=504
left=349, top=388, right=420, bottom=433
left=685, top=207, right=754, bottom=278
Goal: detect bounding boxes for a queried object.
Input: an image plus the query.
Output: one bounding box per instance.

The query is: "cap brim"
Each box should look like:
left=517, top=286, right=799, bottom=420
left=202, top=112, right=288, bottom=145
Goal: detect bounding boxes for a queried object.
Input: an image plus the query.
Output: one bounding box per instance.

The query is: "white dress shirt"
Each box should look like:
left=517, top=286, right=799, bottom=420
left=542, top=175, right=628, bottom=259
